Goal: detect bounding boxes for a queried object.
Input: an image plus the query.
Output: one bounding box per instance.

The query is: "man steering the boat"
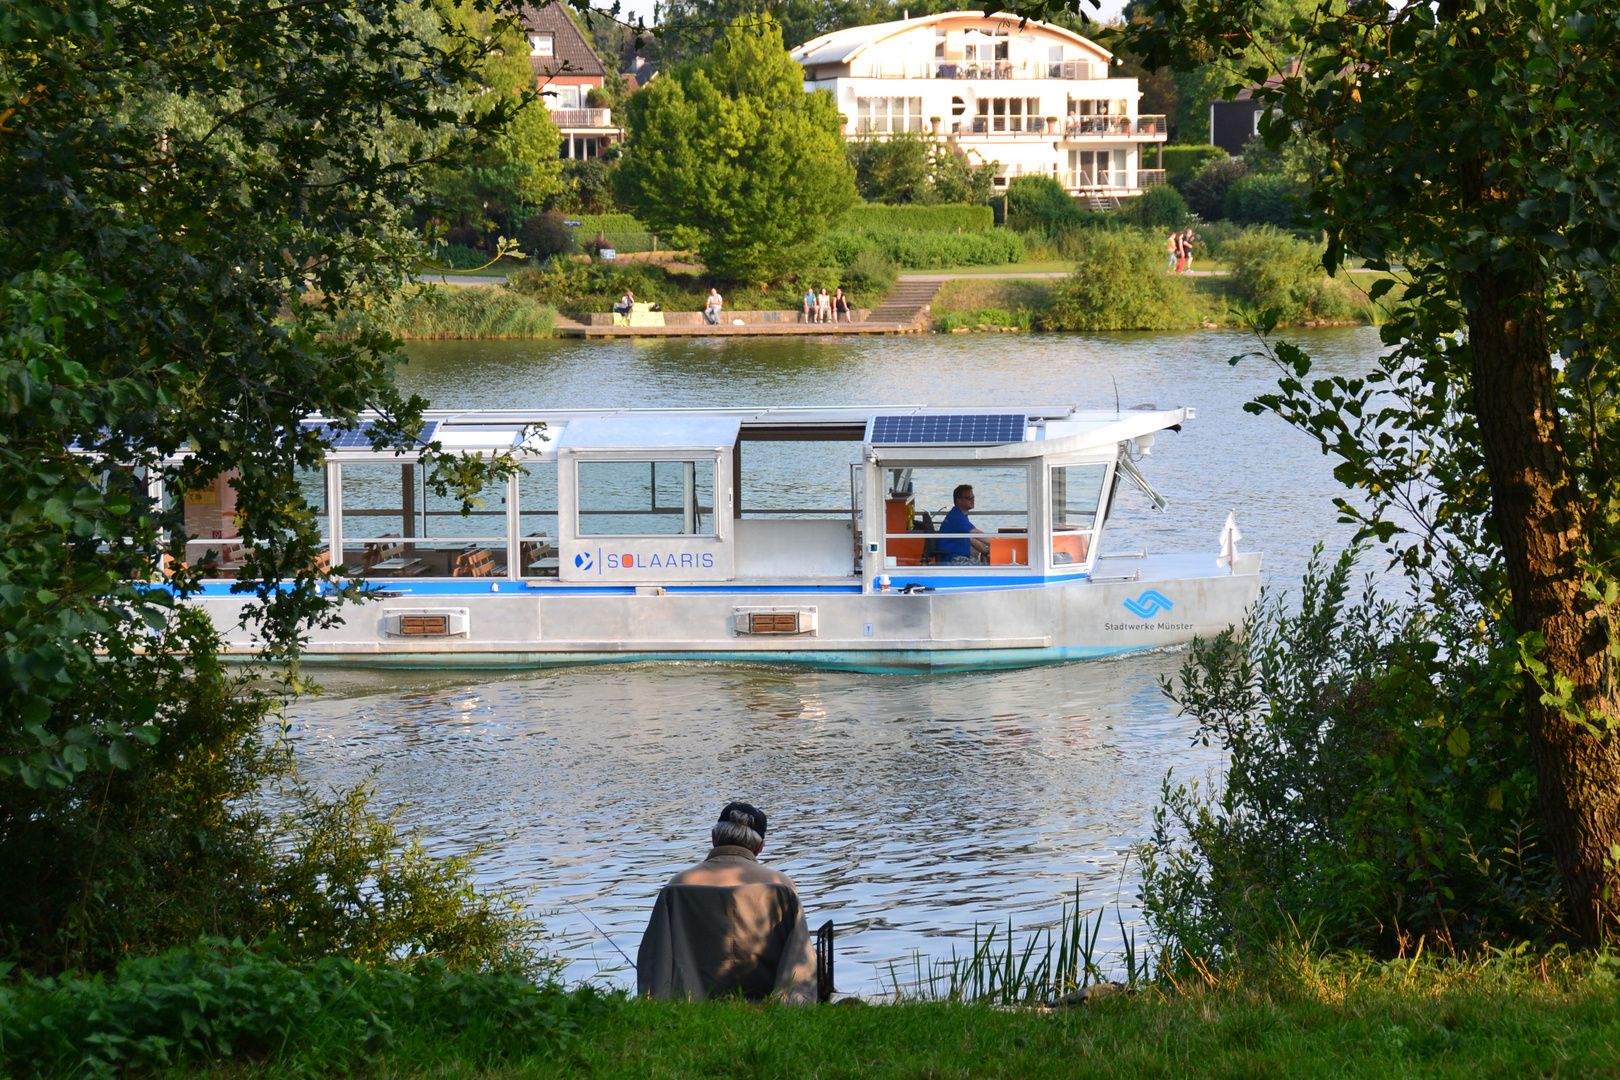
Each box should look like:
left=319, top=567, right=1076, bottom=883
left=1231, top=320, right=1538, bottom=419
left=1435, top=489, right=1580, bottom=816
left=637, top=802, right=817, bottom=1004
left=937, top=484, right=990, bottom=565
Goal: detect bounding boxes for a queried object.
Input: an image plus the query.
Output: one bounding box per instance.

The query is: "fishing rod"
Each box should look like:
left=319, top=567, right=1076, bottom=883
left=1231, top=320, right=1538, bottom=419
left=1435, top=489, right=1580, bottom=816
left=566, top=899, right=635, bottom=968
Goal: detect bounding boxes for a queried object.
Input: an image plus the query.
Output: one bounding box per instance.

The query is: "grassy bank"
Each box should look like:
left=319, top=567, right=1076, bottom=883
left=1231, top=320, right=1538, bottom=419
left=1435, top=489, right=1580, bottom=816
left=11, top=940, right=1617, bottom=1078
left=525, top=974, right=1620, bottom=1080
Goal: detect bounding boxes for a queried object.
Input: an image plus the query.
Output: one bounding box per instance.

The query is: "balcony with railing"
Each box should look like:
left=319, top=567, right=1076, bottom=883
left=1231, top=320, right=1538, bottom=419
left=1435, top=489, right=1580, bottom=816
left=1138, top=168, right=1167, bottom=186
left=923, top=59, right=1102, bottom=80
left=1055, top=115, right=1166, bottom=139
left=550, top=108, right=614, bottom=129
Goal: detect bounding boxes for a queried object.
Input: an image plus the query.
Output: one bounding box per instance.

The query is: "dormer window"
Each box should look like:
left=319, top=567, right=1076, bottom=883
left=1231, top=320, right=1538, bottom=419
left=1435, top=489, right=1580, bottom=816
left=529, top=33, right=554, bottom=57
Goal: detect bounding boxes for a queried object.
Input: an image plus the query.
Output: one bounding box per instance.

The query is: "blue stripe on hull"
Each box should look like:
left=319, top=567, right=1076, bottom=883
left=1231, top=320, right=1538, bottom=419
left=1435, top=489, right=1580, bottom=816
left=278, top=645, right=1145, bottom=675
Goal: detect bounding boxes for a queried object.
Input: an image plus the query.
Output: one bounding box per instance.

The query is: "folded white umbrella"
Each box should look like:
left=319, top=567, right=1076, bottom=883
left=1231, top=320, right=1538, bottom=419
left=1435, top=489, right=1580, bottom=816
left=1217, top=509, right=1243, bottom=570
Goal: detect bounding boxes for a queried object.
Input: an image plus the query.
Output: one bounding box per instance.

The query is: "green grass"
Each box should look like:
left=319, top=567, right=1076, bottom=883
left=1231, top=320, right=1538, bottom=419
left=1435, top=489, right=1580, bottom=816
left=12, top=936, right=1620, bottom=1078
left=511, top=983, right=1620, bottom=1080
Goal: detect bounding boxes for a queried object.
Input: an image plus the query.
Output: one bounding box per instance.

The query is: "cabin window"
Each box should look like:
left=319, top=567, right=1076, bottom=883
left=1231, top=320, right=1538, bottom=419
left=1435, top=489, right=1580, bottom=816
left=577, top=460, right=715, bottom=537
left=880, top=465, right=1029, bottom=569
left=517, top=460, right=560, bottom=578
left=529, top=33, right=553, bottom=57
left=1049, top=463, right=1109, bottom=569
left=336, top=462, right=511, bottom=580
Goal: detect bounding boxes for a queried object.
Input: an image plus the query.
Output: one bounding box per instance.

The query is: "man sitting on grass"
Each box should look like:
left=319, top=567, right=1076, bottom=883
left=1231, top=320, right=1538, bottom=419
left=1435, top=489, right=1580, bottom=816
left=636, top=802, right=817, bottom=1003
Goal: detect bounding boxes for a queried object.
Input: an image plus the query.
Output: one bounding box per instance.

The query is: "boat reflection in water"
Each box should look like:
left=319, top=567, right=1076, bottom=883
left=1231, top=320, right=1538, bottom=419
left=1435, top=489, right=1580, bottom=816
left=187, top=403, right=1261, bottom=672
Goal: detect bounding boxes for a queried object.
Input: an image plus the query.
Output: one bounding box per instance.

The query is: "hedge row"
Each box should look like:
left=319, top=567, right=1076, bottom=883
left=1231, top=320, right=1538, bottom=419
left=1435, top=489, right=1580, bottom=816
left=574, top=213, right=647, bottom=233
left=1160, top=145, right=1227, bottom=185
left=823, top=229, right=1023, bottom=269
left=835, top=203, right=994, bottom=234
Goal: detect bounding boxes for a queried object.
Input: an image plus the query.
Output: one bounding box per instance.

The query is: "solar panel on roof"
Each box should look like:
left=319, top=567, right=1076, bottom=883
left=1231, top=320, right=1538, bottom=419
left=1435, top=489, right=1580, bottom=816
left=867, top=413, right=1026, bottom=446
left=300, top=419, right=440, bottom=449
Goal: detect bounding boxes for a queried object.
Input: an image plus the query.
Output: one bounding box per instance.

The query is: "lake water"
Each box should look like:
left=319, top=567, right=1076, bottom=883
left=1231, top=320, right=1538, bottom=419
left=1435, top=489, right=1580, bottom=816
left=287, top=328, right=1382, bottom=990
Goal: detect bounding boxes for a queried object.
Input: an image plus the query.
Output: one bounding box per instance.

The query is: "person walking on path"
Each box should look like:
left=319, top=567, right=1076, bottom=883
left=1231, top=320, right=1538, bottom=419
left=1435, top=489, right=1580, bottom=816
left=636, top=802, right=817, bottom=1004
left=704, top=287, right=724, bottom=325
left=1166, top=232, right=1178, bottom=274
left=833, top=287, right=851, bottom=324
left=1178, top=230, right=1195, bottom=274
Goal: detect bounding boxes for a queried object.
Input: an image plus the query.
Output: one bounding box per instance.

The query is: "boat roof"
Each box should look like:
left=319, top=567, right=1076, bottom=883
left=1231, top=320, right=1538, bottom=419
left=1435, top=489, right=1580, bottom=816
left=294, top=405, right=1192, bottom=460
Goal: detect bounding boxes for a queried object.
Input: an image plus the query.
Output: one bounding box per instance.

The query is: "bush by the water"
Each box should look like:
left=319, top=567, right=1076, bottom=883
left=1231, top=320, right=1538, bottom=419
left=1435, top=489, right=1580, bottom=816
left=1224, top=173, right=1304, bottom=227
left=1041, top=228, right=1195, bottom=330
left=0, top=941, right=610, bottom=1078
left=377, top=285, right=556, bottom=339
left=1117, top=185, right=1189, bottom=229
left=936, top=307, right=1031, bottom=332
left=838, top=202, right=993, bottom=233
left=840, top=249, right=899, bottom=296
left=1221, top=227, right=1352, bottom=323
left=822, top=229, right=1023, bottom=269
left=1141, top=548, right=1563, bottom=960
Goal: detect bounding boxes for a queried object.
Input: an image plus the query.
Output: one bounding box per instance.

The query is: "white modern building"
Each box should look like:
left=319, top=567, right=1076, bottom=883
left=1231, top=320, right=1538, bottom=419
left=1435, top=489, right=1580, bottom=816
left=792, top=11, right=1166, bottom=197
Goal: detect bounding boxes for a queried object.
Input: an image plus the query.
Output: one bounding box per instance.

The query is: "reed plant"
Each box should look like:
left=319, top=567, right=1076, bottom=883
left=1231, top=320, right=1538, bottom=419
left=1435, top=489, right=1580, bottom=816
left=375, top=285, right=557, bottom=340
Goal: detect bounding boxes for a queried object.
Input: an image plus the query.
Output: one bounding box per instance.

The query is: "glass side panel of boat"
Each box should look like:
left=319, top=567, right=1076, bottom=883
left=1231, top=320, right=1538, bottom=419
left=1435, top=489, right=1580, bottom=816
left=177, top=405, right=1262, bottom=673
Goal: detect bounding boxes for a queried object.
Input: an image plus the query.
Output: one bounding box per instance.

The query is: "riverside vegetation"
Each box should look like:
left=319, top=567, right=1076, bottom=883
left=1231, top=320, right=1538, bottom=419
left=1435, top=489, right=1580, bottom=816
left=8, top=0, right=1620, bottom=1076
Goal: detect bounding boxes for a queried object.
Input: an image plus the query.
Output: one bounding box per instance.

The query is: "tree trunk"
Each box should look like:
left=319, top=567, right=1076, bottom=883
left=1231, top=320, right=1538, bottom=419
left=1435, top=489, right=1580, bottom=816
left=1467, top=269, right=1620, bottom=945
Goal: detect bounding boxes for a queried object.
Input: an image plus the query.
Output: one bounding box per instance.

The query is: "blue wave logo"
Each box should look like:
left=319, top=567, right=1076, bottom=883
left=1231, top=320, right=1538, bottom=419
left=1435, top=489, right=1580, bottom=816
left=1122, top=590, right=1174, bottom=618
left=575, top=551, right=594, bottom=571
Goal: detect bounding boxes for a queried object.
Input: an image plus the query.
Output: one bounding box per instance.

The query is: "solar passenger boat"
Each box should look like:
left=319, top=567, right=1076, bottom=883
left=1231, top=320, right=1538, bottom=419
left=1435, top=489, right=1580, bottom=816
left=184, top=405, right=1262, bottom=672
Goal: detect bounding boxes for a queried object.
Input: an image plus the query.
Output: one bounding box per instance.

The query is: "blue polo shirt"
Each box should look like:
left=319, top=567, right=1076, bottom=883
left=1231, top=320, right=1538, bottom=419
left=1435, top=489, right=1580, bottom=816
left=937, top=505, right=976, bottom=561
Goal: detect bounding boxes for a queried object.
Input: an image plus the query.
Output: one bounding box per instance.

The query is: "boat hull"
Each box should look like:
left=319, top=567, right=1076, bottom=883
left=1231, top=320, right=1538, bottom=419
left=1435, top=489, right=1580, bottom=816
left=197, top=553, right=1261, bottom=675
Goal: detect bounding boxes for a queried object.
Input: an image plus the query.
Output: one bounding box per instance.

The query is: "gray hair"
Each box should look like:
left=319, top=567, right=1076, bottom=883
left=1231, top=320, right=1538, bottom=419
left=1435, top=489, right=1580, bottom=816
left=712, top=809, right=763, bottom=850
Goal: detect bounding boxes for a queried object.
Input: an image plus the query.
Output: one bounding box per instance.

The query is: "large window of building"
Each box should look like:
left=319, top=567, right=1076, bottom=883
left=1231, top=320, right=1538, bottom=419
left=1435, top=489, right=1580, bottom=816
left=974, top=97, right=1042, bottom=133
left=856, top=96, right=924, bottom=134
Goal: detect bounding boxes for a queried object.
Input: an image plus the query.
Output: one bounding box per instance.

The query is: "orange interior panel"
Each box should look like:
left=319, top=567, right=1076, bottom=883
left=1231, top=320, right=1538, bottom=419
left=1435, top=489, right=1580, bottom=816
left=886, top=498, right=925, bottom=565
left=988, top=537, right=1029, bottom=566
left=1052, top=530, right=1090, bottom=565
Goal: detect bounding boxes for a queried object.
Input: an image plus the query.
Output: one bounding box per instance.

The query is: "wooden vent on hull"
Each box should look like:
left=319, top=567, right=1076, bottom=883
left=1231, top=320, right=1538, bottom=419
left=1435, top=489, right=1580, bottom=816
left=733, top=607, right=818, bottom=636
left=384, top=608, right=470, bottom=637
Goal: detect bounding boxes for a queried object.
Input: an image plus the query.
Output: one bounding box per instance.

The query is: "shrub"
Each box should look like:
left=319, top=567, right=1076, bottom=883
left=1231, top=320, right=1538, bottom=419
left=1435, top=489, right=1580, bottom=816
left=517, top=212, right=573, bottom=260
left=575, top=212, right=647, bottom=233
left=840, top=249, right=898, bottom=296
left=1191, top=220, right=1246, bottom=260
left=837, top=203, right=994, bottom=233
left=1040, top=227, right=1196, bottom=330
left=1221, top=227, right=1352, bottom=323
left=1003, top=174, right=1096, bottom=234
left=1224, top=173, right=1304, bottom=227
left=1181, top=158, right=1249, bottom=221
left=426, top=242, right=487, bottom=270
left=936, top=307, right=1031, bottom=332
left=1140, top=548, right=1562, bottom=961
left=1160, top=144, right=1227, bottom=187
left=822, top=229, right=1022, bottom=269
left=0, top=941, right=607, bottom=1078
left=1118, top=185, right=1189, bottom=229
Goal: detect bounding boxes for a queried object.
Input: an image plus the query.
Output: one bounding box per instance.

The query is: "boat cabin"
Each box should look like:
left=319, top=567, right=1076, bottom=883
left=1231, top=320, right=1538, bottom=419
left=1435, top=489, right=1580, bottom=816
left=178, top=405, right=1187, bottom=592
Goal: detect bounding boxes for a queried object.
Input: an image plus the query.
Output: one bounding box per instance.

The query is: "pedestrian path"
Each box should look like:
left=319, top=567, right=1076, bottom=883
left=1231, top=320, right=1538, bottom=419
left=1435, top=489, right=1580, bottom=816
left=865, top=279, right=943, bottom=323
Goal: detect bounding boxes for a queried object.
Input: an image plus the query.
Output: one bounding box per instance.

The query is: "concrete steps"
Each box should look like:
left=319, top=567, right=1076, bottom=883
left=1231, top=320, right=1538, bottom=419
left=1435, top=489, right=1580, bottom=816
left=865, top=280, right=944, bottom=324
